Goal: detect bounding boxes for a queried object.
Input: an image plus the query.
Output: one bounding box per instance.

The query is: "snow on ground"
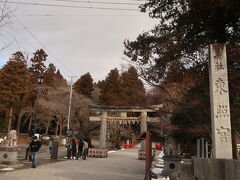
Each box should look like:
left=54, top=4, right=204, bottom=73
left=1, top=168, right=14, bottom=171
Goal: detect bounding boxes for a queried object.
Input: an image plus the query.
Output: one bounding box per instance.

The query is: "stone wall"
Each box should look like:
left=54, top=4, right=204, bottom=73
left=180, top=158, right=240, bottom=180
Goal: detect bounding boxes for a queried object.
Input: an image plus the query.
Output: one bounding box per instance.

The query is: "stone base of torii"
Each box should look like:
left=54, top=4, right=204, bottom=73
left=88, top=105, right=162, bottom=159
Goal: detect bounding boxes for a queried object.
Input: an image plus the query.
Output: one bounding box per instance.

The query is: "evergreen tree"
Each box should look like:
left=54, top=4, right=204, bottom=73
left=99, top=67, right=146, bottom=106
left=56, top=69, right=64, bottom=80
left=30, top=49, right=47, bottom=76
left=99, top=68, right=123, bottom=106
left=124, top=0, right=240, bottom=85
left=0, top=51, right=29, bottom=129
left=140, top=0, right=240, bottom=44
left=44, top=63, right=56, bottom=87
left=74, top=73, right=94, bottom=98
left=54, top=69, right=67, bottom=86
left=120, top=67, right=146, bottom=106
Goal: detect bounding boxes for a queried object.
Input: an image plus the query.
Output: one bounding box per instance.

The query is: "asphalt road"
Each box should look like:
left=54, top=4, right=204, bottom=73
left=2, top=148, right=145, bottom=180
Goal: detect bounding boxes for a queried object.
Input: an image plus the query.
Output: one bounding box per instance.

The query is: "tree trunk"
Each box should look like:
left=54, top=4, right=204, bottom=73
left=59, top=121, right=63, bottom=140
left=45, top=116, right=51, bottom=135
left=28, top=114, right=33, bottom=132
left=55, top=119, right=59, bottom=136
left=45, top=121, right=49, bottom=135
left=72, top=124, right=76, bottom=137
left=17, top=109, right=24, bottom=135
left=7, top=107, right=13, bottom=139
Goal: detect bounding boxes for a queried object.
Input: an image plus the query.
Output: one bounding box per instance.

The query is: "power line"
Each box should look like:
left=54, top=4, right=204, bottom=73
left=123, top=0, right=146, bottom=1
left=2, top=27, right=70, bottom=77
left=1, top=1, right=138, bottom=11
left=51, top=0, right=141, bottom=6
left=3, top=28, right=31, bottom=54
left=18, top=14, right=143, bottom=17
left=14, top=17, right=76, bottom=76
left=0, top=38, right=15, bottom=52
left=8, top=25, right=38, bottom=51
left=4, top=6, right=75, bottom=75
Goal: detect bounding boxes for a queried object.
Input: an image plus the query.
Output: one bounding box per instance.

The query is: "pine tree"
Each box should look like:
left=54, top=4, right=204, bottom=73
left=120, top=67, right=146, bottom=106
left=99, top=68, right=123, bottom=106
left=99, top=67, right=146, bottom=106
left=74, top=73, right=94, bottom=98
left=124, top=0, right=240, bottom=85
left=30, top=49, right=47, bottom=76
left=55, top=69, right=67, bottom=86
left=56, top=69, right=64, bottom=80
left=44, top=63, right=56, bottom=87
left=0, top=51, right=30, bottom=129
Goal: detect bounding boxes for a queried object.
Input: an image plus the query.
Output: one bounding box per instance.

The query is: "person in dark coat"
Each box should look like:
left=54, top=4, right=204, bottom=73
left=77, top=139, right=83, bottom=160
left=71, top=139, right=77, bottom=159
left=29, top=136, right=41, bottom=168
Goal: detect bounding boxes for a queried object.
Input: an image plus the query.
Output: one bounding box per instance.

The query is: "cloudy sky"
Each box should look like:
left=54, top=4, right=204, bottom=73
left=0, top=0, right=157, bottom=82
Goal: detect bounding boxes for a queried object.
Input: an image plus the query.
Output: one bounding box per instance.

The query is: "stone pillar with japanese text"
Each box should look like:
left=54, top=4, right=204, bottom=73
left=209, top=43, right=232, bottom=159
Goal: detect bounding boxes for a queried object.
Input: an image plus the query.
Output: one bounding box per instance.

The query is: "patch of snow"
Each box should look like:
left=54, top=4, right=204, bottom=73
left=1, top=168, right=14, bottom=171
left=152, top=177, right=169, bottom=180
left=108, top=149, right=124, bottom=154
left=152, top=167, right=163, bottom=175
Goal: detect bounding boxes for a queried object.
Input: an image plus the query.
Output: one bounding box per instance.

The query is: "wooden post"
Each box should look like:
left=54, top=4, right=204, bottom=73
left=145, top=132, right=152, bottom=180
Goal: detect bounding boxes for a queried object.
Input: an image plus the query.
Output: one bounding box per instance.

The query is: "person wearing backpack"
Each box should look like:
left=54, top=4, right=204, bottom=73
left=29, top=136, right=42, bottom=168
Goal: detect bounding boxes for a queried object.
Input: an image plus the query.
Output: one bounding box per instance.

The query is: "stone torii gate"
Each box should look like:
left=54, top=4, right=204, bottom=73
left=89, top=105, right=162, bottom=151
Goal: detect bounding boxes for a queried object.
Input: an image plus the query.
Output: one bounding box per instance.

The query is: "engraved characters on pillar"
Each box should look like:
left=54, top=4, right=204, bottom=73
left=214, top=56, right=224, bottom=71
left=216, top=126, right=231, bottom=143
left=215, top=105, right=230, bottom=119
left=215, top=78, right=228, bottom=95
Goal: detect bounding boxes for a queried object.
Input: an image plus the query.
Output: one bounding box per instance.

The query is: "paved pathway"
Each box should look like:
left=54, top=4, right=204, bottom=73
left=1, top=148, right=144, bottom=180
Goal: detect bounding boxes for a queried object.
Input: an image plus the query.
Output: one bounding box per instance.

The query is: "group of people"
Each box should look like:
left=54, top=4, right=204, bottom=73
left=67, top=138, right=88, bottom=160
left=25, top=136, right=89, bottom=169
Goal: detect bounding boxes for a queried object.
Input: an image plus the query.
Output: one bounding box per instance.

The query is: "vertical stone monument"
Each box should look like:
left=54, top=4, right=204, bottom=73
left=9, top=130, right=17, bottom=147
left=209, top=43, right=232, bottom=159
left=0, top=130, right=23, bottom=169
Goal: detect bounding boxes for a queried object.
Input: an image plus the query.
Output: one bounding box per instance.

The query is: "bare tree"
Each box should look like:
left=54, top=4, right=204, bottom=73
left=0, top=1, right=14, bottom=50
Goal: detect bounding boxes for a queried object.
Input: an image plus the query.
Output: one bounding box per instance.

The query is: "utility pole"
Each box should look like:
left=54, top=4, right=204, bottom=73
left=67, top=76, right=76, bottom=131
left=66, top=76, right=76, bottom=159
